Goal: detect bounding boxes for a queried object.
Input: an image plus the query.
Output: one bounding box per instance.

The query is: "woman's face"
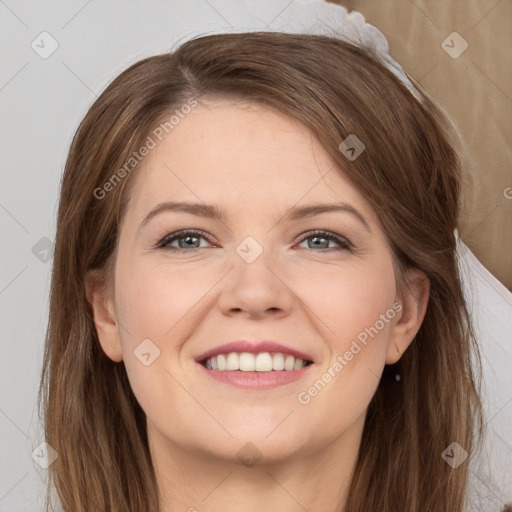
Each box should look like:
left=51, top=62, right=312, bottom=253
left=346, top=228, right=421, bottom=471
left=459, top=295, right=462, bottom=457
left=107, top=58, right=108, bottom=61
left=94, top=98, right=419, bottom=465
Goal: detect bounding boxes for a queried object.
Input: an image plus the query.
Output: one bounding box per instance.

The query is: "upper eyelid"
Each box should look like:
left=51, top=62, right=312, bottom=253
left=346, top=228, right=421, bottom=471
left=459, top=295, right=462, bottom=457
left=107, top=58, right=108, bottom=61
left=158, top=229, right=352, bottom=248
left=158, top=229, right=213, bottom=246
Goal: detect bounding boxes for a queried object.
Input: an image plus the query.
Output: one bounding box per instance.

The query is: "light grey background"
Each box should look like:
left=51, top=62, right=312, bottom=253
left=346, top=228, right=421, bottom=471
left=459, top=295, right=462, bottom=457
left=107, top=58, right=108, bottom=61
left=1, top=1, right=511, bottom=510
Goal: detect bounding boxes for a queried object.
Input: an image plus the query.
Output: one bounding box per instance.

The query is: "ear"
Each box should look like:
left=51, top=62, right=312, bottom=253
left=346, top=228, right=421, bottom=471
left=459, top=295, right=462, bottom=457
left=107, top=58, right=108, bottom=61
left=386, top=268, right=430, bottom=365
left=85, top=269, right=123, bottom=362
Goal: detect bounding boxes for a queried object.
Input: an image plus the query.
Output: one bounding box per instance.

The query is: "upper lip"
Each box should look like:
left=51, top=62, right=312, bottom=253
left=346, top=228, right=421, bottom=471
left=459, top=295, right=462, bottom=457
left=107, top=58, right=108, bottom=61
left=195, top=340, right=314, bottom=363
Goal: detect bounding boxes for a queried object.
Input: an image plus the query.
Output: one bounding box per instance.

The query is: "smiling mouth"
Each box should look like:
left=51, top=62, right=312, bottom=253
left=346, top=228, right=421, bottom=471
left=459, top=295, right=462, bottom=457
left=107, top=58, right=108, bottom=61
left=201, top=351, right=313, bottom=372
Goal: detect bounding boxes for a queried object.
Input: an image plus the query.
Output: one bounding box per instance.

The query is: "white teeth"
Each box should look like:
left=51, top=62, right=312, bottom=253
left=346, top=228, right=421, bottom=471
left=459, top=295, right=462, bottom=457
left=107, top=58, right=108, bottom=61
left=284, top=355, right=295, bottom=371
left=272, top=353, right=285, bottom=370
left=239, top=352, right=255, bottom=371
left=254, top=352, right=273, bottom=372
left=217, top=354, right=227, bottom=371
left=226, top=352, right=239, bottom=370
left=204, top=352, right=310, bottom=372
left=293, top=358, right=305, bottom=370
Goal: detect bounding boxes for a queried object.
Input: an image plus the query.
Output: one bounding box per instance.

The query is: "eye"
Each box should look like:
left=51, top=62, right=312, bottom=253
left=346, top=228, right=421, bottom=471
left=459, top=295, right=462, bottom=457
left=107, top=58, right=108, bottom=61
left=155, top=229, right=353, bottom=253
left=156, top=229, right=214, bottom=251
left=296, top=230, right=353, bottom=251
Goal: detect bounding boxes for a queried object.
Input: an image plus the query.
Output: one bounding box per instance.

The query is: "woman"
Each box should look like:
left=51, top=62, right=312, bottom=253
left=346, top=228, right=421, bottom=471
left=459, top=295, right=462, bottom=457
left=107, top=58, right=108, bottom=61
left=38, top=29, right=484, bottom=512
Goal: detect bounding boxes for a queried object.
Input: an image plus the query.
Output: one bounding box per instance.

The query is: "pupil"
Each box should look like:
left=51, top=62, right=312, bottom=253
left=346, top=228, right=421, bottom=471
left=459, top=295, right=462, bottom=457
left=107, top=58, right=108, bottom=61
left=180, top=235, right=198, bottom=248
left=310, top=236, right=327, bottom=249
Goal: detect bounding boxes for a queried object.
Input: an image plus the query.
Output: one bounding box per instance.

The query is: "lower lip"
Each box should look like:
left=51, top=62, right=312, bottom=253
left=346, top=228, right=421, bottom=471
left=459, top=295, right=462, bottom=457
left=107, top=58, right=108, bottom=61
left=198, top=363, right=313, bottom=389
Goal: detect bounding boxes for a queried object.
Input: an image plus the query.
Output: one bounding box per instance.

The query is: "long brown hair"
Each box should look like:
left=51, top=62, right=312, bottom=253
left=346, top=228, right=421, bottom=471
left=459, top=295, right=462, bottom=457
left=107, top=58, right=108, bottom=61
left=39, top=31, right=484, bottom=511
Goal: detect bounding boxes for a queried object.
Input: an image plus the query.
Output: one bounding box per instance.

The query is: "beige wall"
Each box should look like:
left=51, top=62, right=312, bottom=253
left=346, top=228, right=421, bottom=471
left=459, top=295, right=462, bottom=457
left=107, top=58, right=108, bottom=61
left=330, top=0, right=512, bottom=290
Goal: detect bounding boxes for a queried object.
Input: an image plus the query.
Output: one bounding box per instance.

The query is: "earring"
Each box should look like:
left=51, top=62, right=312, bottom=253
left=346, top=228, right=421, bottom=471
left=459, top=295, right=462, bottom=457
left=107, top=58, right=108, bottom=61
left=393, top=341, right=402, bottom=382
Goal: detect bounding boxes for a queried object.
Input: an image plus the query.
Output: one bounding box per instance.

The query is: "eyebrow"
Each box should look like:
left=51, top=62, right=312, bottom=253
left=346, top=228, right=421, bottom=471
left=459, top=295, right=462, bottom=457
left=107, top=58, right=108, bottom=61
left=138, top=200, right=371, bottom=233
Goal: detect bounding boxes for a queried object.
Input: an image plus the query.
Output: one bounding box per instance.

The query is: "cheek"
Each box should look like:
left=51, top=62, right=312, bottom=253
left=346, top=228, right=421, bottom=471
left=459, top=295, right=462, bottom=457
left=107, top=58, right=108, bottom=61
left=294, top=257, right=397, bottom=352
left=110, top=248, right=398, bottom=452
left=112, top=260, right=215, bottom=428
left=114, top=251, right=397, bottom=367
left=276, top=260, right=398, bottom=451
left=114, top=260, right=210, bottom=346
left=113, top=258, right=223, bottom=408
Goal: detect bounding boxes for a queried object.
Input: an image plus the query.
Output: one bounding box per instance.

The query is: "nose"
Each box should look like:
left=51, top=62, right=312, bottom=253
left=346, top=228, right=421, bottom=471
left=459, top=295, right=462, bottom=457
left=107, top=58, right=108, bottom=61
left=216, top=245, right=295, bottom=319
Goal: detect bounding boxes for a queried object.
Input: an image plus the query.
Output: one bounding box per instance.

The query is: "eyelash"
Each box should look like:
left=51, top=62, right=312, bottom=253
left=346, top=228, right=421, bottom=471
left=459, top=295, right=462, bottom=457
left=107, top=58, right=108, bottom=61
left=155, top=229, right=353, bottom=253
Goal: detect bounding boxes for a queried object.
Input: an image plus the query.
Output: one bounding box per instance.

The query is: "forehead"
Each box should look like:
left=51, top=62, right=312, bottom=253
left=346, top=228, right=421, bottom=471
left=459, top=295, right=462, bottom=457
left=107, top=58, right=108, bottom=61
left=122, top=98, right=375, bottom=226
